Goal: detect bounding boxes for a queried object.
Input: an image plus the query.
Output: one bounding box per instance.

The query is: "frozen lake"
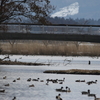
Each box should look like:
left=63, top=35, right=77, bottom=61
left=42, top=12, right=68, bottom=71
left=0, top=55, right=100, bottom=100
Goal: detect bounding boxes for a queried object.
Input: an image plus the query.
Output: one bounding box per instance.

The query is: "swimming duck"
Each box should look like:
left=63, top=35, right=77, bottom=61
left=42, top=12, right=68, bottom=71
left=58, top=78, right=65, bottom=82
left=92, top=80, right=97, bottom=84
left=29, top=84, right=34, bottom=87
left=17, top=77, right=20, bottom=80
left=61, top=87, right=68, bottom=92
left=13, top=80, right=16, bottom=82
left=88, top=60, right=91, bottom=65
left=12, top=96, right=16, bottom=100
left=56, top=87, right=63, bottom=92
left=86, top=81, right=93, bottom=85
left=40, top=80, right=44, bottom=82
left=46, top=81, right=49, bottom=85
left=67, top=88, right=71, bottom=92
left=0, top=89, right=5, bottom=92
left=75, top=80, right=80, bottom=82
left=81, top=80, right=85, bottom=82
left=32, top=78, right=39, bottom=81
left=3, top=76, right=7, bottom=79
left=94, top=95, right=100, bottom=100
left=88, top=93, right=95, bottom=97
left=5, top=84, right=10, bottom=86
left=27, top=78, right=31, bottom=82
left=81, top=89, right=90, bottom=95
left=59, top=82, right=63, bottom=84
left=56, top=94, right=62, bottom=100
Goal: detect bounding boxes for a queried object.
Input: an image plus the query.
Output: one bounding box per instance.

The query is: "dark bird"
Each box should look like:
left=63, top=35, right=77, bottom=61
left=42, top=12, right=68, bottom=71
left=0, top=89, right=5, bottom=92
left=56, top=94, right=62, bottom=100
left=56, top=87, right=63, bottom=92
left=12, top=96, right=16, bottom=100
left=27, top=78, right=31, bottom=82
left=93, top=95, right=100, bottom=100
left=32, top=78, right=39, bottom=81
left=3, top=76, right=7, bottom=79
left=81, top=89, right=90, bottom=95
left=88, top=60, right=91, bottom=65
left=29, top=84, right=34, bottom=87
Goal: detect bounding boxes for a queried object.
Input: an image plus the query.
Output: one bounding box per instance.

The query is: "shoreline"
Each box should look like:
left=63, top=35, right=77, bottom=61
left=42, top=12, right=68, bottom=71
left=43, top=69, right=100, bottom=75
left=0, top=60, right=50, bottom=66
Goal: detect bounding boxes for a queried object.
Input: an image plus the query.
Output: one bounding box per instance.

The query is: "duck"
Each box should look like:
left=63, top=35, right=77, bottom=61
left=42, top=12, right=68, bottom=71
left=0, top=89, right=5, bottom=92
left=81, top=80, right=85, bottom=82
left=58, top=78, right=65, bottom=82
left=56, top=87, right=63, bottom=92
left=92, top=80, right=97, bottom=84
left=88, top=60, right=91, bottom=65
left=61, top=87, right=68, bottom=92
left=88, top=93, right=95, bottom=97
left=86, top=81, right=93, bottom=85
left=59, top=82, right=63, bottom=84
left=75, top=80, right=80, bottom=82
left=32, top=78, right=39, bottom=81
left=5, top=83, right=10, bottom=86
left=67, top=88, right=71, bottom=92
left=81, top=89, right=90, bottom=95
left=94, top=95, right=100, bottom=100
left=86, top=80, right=97, bottom=85
left=3, top=76, right=7, bottom=79
left=12, top=96, right=16, bottom=100
left=56, top=94, right=61, bottom=99
left=56, top=94, right=62, bottom=100
left=27, top=78, right=31, bottom=82
left=13, top=80, right=16, bottom=82
left=52, top=79, right=58, bottom=83
left=61, top=87, right=71, bottom=92
left=40, top=80, right=44, bottom=82
left=29, top=84, right=34, bottom=87
left=46, top=81, right=49, bottom=85
left=17, top=77, right=20, bottom=80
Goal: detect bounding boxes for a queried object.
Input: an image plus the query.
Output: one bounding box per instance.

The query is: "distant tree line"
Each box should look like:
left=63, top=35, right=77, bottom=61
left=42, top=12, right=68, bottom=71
left=48, top=17, right=100, bottom=25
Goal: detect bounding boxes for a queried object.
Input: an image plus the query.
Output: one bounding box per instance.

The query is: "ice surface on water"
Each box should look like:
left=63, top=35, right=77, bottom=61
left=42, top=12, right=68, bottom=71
left=0, top=55, right=100, bottom=100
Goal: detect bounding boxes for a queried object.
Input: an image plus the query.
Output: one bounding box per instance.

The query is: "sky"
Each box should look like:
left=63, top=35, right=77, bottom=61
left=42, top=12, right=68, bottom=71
left=49, top=0, right=100, bottom=20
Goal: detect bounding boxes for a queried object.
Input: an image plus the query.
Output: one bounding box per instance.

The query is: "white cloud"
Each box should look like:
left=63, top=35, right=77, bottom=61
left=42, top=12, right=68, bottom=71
left=51, top=2, right=79, bottom=18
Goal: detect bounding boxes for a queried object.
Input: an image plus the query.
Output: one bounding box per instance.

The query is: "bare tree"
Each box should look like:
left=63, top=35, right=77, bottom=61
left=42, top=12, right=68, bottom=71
left=77, top=20, right=89, bottom=33
left=73, top=42, right=81, bottom=50
left=9, top=40, right=16, bottom=49
left=0, top=0, right=55, bottom=24
left=42, top=40, right=49, bottom=47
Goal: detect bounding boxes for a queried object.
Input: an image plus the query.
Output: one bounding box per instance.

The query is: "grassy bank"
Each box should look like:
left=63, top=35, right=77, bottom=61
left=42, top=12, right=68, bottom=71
left=0, top=60, right=50, bottom=66
left=0, top=40, right=100, bottom=56
left=43, top=69, right=100, bottom=75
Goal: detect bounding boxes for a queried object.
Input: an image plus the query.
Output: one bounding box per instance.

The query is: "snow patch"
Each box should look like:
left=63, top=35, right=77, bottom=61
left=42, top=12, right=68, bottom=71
left=51, top=2, right=79, bottom=18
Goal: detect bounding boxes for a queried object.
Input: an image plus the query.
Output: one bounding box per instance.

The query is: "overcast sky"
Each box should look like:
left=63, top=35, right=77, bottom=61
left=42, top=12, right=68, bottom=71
left=50, top=0, right=100, bottom=19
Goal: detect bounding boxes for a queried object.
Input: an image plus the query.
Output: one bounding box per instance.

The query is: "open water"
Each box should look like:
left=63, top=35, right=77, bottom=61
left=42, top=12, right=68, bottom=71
left=0, top=55, right=100, bottom=100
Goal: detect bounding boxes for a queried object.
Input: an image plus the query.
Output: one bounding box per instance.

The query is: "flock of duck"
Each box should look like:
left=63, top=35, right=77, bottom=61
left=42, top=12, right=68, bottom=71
left=0, top=76, right=70, bottom=100
left=0, top=76, right=100, bottom=100
left=75, top=79, right=98, bottom=85
left=81, top=89, right=100, bottom=100
left=75, top=79, right=100, bottom=100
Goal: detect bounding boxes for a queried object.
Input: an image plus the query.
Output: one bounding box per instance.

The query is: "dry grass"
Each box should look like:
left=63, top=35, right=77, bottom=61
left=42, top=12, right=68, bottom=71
left=43, top=69, right=100, bottom=75
left=0, top=60, right=50, bottom=66
left=0, top=40, right=100, bottom=56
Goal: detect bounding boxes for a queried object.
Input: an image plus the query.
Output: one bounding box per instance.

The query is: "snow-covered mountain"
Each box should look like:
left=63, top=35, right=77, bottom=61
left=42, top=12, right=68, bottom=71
left=50, top=0, right=100, bottom=20
left=51, top=2, right=79, bottom=18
